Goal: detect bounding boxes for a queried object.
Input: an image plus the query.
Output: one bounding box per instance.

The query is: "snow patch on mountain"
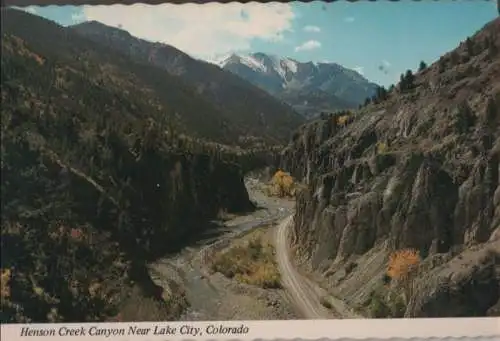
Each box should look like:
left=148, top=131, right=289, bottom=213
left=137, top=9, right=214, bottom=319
left=215, top=53, right=299, bottom=79
left=215, top=52, right=379, bottom=113
left=263, top=55, right=298, bottom=78
left=283, top=59, right=298, bottom=74
left=239, top=54, right=267, bottom=73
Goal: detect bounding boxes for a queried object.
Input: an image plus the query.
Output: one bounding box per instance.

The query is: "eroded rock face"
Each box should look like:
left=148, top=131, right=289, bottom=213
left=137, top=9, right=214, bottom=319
left=407, top=244, right=500, bottom=317
left=281, top=18, right=500, bottom=317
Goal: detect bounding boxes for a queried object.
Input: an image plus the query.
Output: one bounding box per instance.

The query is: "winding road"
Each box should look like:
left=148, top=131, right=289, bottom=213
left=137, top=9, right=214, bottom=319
left=275, top=215, right=332, bottom=319
left=275, top=214, right=362, bottom=319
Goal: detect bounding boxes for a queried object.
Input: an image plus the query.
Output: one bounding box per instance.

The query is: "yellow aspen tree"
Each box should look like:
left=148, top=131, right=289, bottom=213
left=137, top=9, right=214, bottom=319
left=387, top=248, right=421, bottom=303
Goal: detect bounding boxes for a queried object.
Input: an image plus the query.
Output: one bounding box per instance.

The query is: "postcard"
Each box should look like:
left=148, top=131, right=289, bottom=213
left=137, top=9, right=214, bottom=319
left=1, top=0, right=499, bottom=340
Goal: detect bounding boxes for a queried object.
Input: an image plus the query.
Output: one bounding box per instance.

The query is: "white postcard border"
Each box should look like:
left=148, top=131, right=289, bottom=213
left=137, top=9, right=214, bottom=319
left=1, top=318, right=499, bottom=341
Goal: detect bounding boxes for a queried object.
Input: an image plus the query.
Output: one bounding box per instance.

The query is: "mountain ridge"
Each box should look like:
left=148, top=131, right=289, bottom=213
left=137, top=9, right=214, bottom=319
left=71, top=20, right=306, bottom=144
left=219, top=52, right=379, bottom=118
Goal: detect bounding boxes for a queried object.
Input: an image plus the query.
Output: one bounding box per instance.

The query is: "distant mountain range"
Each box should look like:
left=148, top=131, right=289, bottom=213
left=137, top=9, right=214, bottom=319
left=72, top=21, right=379, bottom=120
left=217, top=53, right=379, bottom=117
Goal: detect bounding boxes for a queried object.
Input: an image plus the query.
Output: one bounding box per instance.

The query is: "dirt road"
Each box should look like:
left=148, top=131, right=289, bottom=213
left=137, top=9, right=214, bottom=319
left=275, top=215, right=333, bottom=319
left=275, top=215, right=364, bottom=319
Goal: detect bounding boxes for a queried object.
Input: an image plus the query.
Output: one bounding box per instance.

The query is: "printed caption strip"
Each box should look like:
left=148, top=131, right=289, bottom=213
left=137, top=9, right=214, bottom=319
left=1, top=319, right=499, bottom=341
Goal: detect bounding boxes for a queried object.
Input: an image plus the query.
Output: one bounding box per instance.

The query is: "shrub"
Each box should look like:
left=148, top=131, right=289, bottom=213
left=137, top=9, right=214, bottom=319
left=268, top=170, right=296, bottom=197
left=388, top=292, right=407, bottom=318
left=345, top=261, right=357, bottom=275
left=377, top=142, right=388, bottom=154
left=210, top=234, right=281, bottom=289
left=387, top=248, right=420, bottom=280
left=387, top=248, right=421, bottom=303
left=320, top=296, right=333, bottom=309
left=337, top=115, right=350, bottom=126
left=0, top=268, right=12, bottom=299
left=368, top=291, right=390, bottom=318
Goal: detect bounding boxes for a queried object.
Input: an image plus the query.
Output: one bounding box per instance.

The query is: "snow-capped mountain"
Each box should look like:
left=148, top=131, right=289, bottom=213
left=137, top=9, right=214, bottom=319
left=216, top=52, right=379, bottom=117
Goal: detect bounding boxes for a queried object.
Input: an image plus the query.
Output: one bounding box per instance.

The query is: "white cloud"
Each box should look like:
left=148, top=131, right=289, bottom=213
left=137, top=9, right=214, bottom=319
left=344, top=17, right=355, bottom=23
left=80, top=3, right=295, bottom=60
left=303, top=25, right=321, bottom=33
left=295, top=40, right=321, bottom=52
left=382, top=59, right=391, bottom=67
left=353, top=66, right=364, bottom=75
left=11, top=6, right=37, bottom=14
left=25, top=6, right=37, bottom=14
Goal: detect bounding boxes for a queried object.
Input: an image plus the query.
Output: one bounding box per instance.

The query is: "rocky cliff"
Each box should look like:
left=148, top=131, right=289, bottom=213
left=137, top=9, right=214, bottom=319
left=280, top=18, right=500, bottom=318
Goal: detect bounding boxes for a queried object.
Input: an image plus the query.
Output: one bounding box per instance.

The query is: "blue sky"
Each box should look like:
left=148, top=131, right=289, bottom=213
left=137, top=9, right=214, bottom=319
left=17, top=1, right=498, bottom=87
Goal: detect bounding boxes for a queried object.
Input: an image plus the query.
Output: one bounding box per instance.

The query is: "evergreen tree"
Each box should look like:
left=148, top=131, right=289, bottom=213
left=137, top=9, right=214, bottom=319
left=405, top=69, right=415, bottom=87
left=418, top=61, right=427, bottom=72
left=376, top=86, right=388, bottom=102
left=465, top=37, right=475, bottom=56
left=399, top=73, right=406, bottom=92
left=400, top=70, right=415, bottom=92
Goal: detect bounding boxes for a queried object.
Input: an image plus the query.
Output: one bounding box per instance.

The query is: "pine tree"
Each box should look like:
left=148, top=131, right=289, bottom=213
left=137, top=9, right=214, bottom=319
left=405, top=69, right=415, bottom=87
left=400, top=70, right=415, bottom=92
left=418, top=61, right=427, bottom=72
left=376, top=86, right=388, bottom=102
left=465, top=37, right=475, bottom=56
left=399, top=73, right=407, bottom=92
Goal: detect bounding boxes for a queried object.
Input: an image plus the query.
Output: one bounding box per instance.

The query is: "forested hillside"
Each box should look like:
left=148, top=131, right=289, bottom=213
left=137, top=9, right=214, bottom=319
left=0, top=9, right=263, bottom=323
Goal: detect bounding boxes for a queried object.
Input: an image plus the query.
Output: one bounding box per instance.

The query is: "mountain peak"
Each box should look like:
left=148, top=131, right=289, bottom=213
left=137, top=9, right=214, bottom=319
left=219, top=52, right=378, bottom=115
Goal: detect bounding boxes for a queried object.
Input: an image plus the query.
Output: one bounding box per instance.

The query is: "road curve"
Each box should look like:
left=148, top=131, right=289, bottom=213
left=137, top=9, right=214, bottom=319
left=275, top=215, right=332, bottom=319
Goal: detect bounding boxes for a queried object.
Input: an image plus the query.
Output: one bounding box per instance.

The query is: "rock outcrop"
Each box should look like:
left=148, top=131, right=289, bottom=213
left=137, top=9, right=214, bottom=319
left=280, top=18, right=500, bottom=317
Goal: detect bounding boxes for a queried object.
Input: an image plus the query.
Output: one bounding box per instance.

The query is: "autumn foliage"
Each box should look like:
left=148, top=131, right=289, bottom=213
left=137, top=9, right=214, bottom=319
left=267, top=170, right=296, bottom=197
left=336, top=115, right=351, bottom=126
left=376, top=142, right=388, bottom=154
left=387, top=248, right=421, bottom=281
left=210, top=232, right=281, bottom=289
left=386, top=248, right=421, bottom=305
left=1, top=268, right=12, bottom=299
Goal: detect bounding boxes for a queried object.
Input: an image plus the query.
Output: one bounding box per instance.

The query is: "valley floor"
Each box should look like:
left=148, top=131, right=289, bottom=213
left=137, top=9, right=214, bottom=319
left=148, top=177, right=300, bottom=320
left=147, top=176, right=396, bottom=320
